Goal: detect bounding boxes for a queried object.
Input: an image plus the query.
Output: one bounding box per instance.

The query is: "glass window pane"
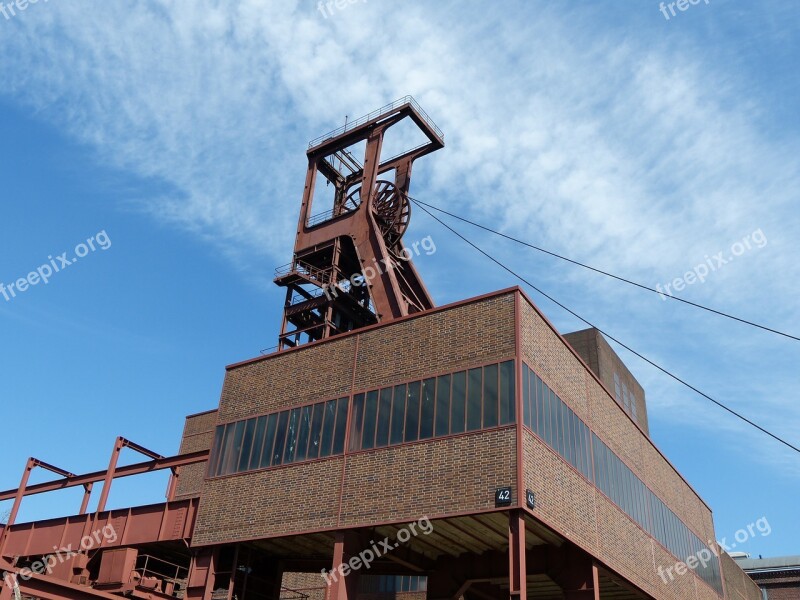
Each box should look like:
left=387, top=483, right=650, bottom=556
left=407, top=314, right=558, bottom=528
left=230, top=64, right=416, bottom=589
left=260, top=413, right=278, bottom=468
left=534, top=374, right=544, bottom=438
left=223, top=420, right=245, bottom=475
left=483, top=364, right=498, bottom=428
left=563, top=402, right=572, bottom=463
left=523, top=367, right=531, bottom=429
left=295, top=405, right=313, bottom=461
left=348, top=395, right=364, bottom=452
left=320, top=400, right=337, bottom=457
left=583, top=423, right=593, bottom=482
left=237, top=418, right=256, bottom=473
left=420, top=378, right=436, bottom=439
left=248, top=416, right=267, bottom=471
left=568, top=408, right=577, bottom=468
left=543, top=386, right=553, bottom=448
left=362, top=391, right=378, bottom=450
left=435, top=375, right=451, bottom=437
left=271, top=411, right=289, bottom=466
left=376, top=388, right=392, bottom=447
left=390, top=384, right=406, bottom=445
left=283, top=408, right=301, bottom=464
left=466, top=367, right=482, bottom=431
left=405, top=381, right=420, bottom=442
left=307, top=402, right=324, bottom=459
left=208, top=425, right=225, bottom=477
left=450, top=371, right=466, bottom=434
left=569, top=409, right=579, bottom=471
left=333, top=397, right=349, bottom=455
left=557, top=396, right=567, bottom=459
left=500, top=360, right=515, bottom=425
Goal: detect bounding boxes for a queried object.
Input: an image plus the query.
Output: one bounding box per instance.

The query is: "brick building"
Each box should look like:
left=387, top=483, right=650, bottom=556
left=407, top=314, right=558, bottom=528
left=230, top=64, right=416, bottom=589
left=734, top=556, right=800, bottom=599
left=0, top=97, right=764, bottom=600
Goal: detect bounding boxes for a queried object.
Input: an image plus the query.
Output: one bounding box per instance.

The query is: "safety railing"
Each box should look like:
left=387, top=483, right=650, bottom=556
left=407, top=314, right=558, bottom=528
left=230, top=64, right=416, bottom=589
left=308, top=95, right=443, bottom=149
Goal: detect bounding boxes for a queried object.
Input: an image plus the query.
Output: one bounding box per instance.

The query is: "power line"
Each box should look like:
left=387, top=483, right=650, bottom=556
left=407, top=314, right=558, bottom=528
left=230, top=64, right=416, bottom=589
left=410, top=198, right=800, bottom=456
left=410, top=197, right=799, bottom=343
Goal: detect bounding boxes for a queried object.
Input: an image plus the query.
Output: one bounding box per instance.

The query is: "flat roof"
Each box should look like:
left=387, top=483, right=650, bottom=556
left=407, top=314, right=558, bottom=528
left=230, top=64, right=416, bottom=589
left=736, top=555, right=800, bottom=570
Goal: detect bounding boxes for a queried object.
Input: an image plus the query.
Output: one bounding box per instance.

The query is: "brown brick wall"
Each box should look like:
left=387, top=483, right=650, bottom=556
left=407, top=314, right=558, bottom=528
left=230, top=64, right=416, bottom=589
left=759, top=587, right=800, bottom=600
left=192, top=457, right=344, bottom=545
left=721, top=552, right=765, bottom=600
left=352, top=294, right=516, bottom=391
left=193, top=294, right=518, bottom=546
left=518, top=295, right=719, bottom=598
left=281, top=572, right=327, bottom=600
left=219, top=337, right=357, bottom=423
left=188, top=288, right=728, bottom=600
left=340, top=428, right=517, bottom=527
left=522, top=431, right=599, bottom=555
left=174, top=410, right=217, bottom=500
left=563, top=327, right=649, bottom=434
left=279, top=573, right=428, bottom=600
left=519, top=300, right=590, bottom=422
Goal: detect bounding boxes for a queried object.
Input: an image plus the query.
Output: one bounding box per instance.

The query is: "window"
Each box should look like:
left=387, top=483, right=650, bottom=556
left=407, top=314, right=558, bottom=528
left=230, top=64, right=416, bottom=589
left=361, top=392, right=378, bottom=450
left=466, top=367, right=482, bottom=431
left=248, top=416, right=267, bottom=471
left=390, top=385, right=406, bottom=445
left=451, top=371, right=466, bottom=434
left=483, top=364, right=499, bottom=429
left=332, top=398, right=349, bottom=455
left=349, top=394, right=365, bottom=452
left=376, top=388, right=392, bottom=447
left=420, top=378, right=436, bottom=439
left=622, top=382, right=630, bottom=413
left=435, top=375, right=451, bottom=437
left=260, top=413, right=278, bottom=468
left=318, top=400, right=338, bottom=457
left=523, top=368, right=532, bottom=429
left=499, top=360, right=516, bottom=425
left=347, top=361, right=517, bottom=452
left=405, top=381, right=420, bottom=442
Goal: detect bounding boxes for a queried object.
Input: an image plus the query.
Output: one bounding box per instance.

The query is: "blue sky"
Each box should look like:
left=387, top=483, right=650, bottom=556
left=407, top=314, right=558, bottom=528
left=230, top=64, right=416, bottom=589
left=0, top=0, right=798, bottom=559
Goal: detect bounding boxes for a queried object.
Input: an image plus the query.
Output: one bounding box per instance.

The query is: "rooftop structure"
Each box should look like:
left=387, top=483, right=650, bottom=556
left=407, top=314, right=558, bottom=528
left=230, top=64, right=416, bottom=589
left=733, top=555, right=800, bottom=599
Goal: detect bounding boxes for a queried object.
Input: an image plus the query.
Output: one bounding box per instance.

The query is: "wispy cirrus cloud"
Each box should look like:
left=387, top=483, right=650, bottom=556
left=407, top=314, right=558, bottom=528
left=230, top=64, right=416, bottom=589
left=0, top=0, right=798, bottom=470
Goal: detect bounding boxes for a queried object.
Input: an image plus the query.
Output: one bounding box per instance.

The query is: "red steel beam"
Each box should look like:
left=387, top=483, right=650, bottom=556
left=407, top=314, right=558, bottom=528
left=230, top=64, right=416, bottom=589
left=0, top=450, right=209, bottom=502
left=2, top=498, right=199, bottom=558
left=13, top=571, right=135, bottom=600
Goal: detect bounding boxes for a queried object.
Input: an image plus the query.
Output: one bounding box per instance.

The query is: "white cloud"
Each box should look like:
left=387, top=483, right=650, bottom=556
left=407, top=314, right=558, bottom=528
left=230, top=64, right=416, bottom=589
left=1, top=0, right=797, bottom=472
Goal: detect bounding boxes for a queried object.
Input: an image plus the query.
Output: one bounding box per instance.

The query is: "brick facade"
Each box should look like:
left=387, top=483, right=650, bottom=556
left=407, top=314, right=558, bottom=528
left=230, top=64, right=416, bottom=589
left=174, top=409, right=217, bottom=500
left=174, top=287, right=760, bottom=600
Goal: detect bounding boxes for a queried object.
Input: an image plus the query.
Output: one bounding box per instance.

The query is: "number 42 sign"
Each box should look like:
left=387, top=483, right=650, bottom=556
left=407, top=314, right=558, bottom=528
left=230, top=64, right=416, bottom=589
left=495, top=487, right=512, bottom=506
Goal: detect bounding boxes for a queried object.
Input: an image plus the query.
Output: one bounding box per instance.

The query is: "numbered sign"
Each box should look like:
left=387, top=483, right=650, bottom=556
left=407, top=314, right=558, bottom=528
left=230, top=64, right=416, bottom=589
left=495, top=487, right=512, bottom=507
left=526, top=489, right=535, bottom=509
